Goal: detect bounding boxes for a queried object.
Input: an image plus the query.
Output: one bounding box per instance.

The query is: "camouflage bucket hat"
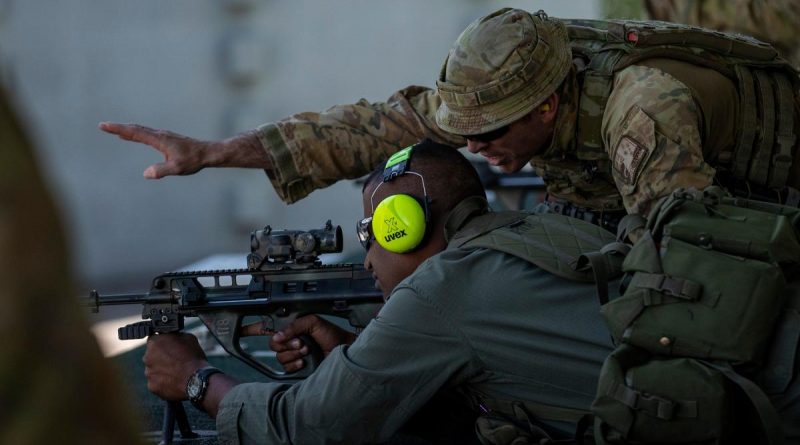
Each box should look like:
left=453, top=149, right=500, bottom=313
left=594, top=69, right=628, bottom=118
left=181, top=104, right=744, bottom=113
left=435, top=9, right=572, bottom=135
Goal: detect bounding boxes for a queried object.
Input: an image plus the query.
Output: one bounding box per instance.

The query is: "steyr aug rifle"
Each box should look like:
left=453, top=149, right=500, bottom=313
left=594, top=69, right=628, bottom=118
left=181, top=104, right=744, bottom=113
left=88, top=221, right=383, bottom=444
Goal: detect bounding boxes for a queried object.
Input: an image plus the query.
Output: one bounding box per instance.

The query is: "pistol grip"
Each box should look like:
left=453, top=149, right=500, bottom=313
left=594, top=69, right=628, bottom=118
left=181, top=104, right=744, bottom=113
left=298, top=334, right=325, bottom=371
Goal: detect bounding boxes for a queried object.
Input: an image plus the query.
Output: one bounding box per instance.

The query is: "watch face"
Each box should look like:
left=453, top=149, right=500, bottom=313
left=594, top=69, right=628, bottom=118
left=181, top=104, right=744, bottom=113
left=187, top=373, right=203, bottom=400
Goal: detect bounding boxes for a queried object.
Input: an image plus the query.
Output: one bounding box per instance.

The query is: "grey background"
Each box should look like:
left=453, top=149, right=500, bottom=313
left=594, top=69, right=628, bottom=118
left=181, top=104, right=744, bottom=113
left=0, top=1, right=599, bottom=294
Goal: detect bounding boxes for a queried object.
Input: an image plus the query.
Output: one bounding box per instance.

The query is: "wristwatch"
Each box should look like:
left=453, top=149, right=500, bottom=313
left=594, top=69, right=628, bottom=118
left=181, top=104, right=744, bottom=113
left=186, top=366, right=222, bottom=411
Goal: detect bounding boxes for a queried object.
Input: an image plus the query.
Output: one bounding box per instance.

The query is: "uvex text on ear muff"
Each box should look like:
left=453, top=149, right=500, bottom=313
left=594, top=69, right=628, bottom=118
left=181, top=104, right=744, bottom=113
left=372, top=194, right=427, bottom=252
left=367, top=145, right=430, bottom=253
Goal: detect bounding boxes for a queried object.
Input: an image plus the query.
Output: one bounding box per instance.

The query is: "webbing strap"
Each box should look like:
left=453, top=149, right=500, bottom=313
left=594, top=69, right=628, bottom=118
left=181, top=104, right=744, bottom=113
left=704, top=362, right=786, bottom=445
left=749, top=70, right=777, bottom=186
left=733, top=65, right=758, bottom=179
left=770, top=72, right=797, bottom=188
left=759, top=306, right=800, bottom=394
left=478, top=396, right=591, bottom=425
left=608, top=382, right=698, bottom=420
left=576, top=50, right=626, bottom=159
left=628, top=272, right=702, bottom=301
left=580, top=251, right=611, bottom=305
left=576, top=242, right=630, bottom=305
left=616, top=214, right=646, bottom=243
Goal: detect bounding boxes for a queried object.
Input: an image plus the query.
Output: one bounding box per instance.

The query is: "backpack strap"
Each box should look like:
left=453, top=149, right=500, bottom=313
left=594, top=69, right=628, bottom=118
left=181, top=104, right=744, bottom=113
left=476, top=396, right=591, bottom=425
left=575, top=50, right=626, bottom=160
left=749, top=69, right=778, bottom=186
left=733, top=65, right=759, bottom=180
left=769, top=71, right=797, bottom=189
left=703, top=361, right=786, bottom=445
left=575, top=242, right=630, bottom=305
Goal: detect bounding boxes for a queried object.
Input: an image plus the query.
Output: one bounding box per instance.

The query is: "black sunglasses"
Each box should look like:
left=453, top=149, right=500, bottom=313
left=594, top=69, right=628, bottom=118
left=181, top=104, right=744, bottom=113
left=356, top=217, right=375, bottom=251
left=464, top=125, right=510, bottom=143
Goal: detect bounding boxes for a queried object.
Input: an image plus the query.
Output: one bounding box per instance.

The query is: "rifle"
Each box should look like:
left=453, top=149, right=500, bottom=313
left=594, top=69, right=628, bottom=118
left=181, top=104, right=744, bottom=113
left=88, top=220, right=383, bottom=444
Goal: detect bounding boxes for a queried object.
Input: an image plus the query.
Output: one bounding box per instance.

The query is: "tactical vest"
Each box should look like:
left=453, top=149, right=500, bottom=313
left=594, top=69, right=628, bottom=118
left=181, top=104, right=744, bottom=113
left=445, top=190, right=800, bottom=444
left=561, top=19, right=798, bottom=197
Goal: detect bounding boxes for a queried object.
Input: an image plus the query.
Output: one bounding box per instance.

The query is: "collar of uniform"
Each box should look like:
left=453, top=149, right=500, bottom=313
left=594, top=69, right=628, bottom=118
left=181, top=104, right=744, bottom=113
left=537, top=65, right=579, bottom=160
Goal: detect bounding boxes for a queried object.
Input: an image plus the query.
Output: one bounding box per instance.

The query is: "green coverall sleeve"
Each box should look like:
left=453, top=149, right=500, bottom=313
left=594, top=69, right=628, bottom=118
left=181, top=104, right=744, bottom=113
left=215, top=284, right=476, bottom=445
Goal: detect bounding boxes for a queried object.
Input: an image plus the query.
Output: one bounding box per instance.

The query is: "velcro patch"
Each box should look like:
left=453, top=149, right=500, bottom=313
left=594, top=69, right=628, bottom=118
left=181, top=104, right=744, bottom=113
left=613, top=136, right=649, bottom=186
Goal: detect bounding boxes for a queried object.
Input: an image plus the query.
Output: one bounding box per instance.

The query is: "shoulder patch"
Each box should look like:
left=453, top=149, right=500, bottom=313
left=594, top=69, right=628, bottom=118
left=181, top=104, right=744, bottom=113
left=613, top=136, right=649, bottom=186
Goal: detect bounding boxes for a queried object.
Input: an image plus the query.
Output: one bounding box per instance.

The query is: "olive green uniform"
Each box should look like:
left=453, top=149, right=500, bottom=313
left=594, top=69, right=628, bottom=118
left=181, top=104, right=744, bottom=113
left=256, top=57, right=795, bottom=216
left=215, top=217, right=614, bottom=444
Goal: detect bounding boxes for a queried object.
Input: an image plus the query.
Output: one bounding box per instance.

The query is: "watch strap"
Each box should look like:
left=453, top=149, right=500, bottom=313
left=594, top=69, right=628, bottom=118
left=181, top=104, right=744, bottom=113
left=187, top=366, right=222, bottom=412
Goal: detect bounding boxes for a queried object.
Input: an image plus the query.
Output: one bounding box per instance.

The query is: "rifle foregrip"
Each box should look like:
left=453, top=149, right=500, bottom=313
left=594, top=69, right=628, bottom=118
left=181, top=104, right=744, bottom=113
left=118, top=322, right=153, bottom=340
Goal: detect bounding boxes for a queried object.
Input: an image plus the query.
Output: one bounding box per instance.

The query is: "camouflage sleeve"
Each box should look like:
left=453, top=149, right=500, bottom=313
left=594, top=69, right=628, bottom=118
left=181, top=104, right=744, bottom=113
left=601, top=65, right=716, bottom=215
left=255, top=85, right=466, bottom=203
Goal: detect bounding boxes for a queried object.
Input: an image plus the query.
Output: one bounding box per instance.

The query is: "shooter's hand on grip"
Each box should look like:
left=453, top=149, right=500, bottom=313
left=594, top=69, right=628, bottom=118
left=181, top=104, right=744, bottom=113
left=241, top=315, right=357, bottom=373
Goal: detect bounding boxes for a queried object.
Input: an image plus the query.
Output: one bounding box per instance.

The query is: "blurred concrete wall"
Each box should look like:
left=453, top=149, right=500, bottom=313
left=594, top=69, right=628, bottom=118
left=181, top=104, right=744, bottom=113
left=0, top=0, right=598, bottom=292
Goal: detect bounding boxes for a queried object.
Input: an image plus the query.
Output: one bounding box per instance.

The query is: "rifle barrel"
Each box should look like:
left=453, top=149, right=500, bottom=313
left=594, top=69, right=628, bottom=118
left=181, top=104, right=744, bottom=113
left=95, top=293, right=151, bottom=304
left=87, top=290, right=152, bottom=311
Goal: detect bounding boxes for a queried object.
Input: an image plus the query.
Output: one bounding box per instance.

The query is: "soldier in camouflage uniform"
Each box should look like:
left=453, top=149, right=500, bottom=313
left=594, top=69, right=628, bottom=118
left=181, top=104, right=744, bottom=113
left=100, top=8, right=800, bottom=225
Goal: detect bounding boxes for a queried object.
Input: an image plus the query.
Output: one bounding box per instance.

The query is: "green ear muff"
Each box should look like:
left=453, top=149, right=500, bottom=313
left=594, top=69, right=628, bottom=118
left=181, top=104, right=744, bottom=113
left=372, top=194, right=427, bottom=253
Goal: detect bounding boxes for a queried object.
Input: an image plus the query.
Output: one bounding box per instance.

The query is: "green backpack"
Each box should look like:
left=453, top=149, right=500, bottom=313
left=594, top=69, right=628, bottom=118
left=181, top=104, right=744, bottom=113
left=588, top=187, right=800, bottom=444
left=447, top=191, right=799, bottom=444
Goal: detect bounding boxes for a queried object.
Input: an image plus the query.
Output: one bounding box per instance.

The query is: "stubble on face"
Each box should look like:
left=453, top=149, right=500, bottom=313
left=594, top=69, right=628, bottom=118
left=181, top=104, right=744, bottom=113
left=466, top=108, right=556, bottom=173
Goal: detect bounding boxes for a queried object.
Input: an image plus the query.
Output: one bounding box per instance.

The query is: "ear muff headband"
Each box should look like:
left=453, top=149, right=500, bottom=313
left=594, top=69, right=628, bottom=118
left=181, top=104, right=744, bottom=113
left=372, top=194, right=427, bottom=253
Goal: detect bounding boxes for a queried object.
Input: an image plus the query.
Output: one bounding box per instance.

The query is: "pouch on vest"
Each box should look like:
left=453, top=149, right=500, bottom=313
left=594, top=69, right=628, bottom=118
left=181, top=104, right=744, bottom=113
left=592, top=344, right=736, bottom=445
left=604, top=233, right=785, bottom=364
left=592, top=187, right=800, bottom=444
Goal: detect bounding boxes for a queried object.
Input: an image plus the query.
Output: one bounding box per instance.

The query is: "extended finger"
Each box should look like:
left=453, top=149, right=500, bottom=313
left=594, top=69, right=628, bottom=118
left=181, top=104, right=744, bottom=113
left=240, top=320, right=276, bottom=337
left=98, top=122, right=166, bottom=147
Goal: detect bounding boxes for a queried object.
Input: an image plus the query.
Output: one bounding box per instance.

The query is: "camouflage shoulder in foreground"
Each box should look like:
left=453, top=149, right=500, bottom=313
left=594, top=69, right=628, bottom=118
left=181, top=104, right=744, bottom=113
left=602, top=64, right=715, bottom=215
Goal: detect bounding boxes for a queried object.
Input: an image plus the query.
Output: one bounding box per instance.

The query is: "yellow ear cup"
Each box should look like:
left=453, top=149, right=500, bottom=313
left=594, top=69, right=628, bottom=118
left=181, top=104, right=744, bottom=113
left=372, top=194, right=426, bottom=253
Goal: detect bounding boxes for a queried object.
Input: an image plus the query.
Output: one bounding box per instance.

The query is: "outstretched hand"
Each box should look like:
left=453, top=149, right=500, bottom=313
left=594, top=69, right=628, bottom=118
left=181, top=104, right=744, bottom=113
left=240, top=315, right=357, bottom=373
left=98, top=122, right=213, bottom=179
